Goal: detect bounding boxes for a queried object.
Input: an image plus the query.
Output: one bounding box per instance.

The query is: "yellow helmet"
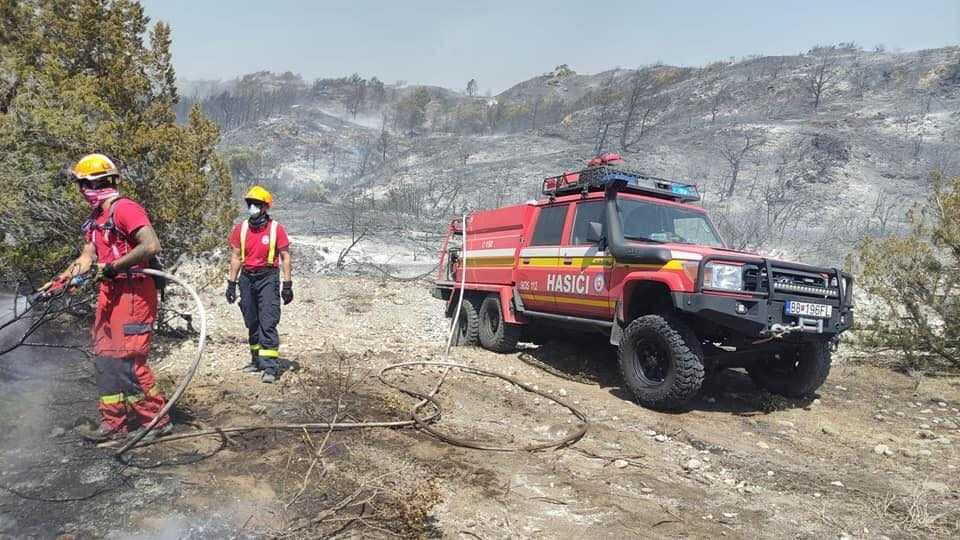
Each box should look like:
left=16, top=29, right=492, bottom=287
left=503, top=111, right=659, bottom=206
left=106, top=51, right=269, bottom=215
left=72, top=153, right=119, bottom=181
left=244, top=185, right=273, bottom=207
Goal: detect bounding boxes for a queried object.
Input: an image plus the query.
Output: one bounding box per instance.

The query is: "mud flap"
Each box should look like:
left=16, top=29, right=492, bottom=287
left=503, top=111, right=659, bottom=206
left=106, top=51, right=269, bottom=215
left=609, top=299, right=623, bottom=346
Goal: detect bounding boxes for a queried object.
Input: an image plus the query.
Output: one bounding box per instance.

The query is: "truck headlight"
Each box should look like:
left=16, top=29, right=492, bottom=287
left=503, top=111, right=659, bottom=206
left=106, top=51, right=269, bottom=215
left=703, top=262, right=743, bottom=291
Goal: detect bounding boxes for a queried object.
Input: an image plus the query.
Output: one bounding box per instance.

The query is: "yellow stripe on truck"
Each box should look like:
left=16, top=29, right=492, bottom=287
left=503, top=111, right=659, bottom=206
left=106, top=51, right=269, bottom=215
left=464, top=256, right=515, bottom=268
left=519, top=293, right=610, bottom=308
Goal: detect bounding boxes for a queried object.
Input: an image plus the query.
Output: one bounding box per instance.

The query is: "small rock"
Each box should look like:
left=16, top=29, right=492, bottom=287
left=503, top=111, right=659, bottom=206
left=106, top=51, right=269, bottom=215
left=813, top=492, right=822, bottom=498
left=937, top=402, right=947, bottom=408
left=935, top=437, right=953, bottom=445
left=920, top=409, right=933, bottom=414
left=558, top=388, right=568, bottom=397
left=613, top=459, right=629, bottom=469
left=895, top=411, right=905, bottom=417
left=684, top=459, right=703, bottom=471
left=640, top=487, right=654, bottom=493
left=249, top=404, right=267, bottom=414
left=941, top=420, right=958, bottom=429
left=917, top=429, right=937, bottom=439
left=919, top=423, right=931, bottom=429
left=901, top=448, right=919, bottom=458
left=835, top=385, right=847, bottom=391
left=463, top=519, right=477, bottom=528
left=722, top=512, right=738, bottom=519
left=654, top=434, right=668, bottom=443
left=873, top=444, right=894, bottom=457
left=776, top=420, right=795, bottom=428
left=813, top=398, right=821, bottom=405
left=756, top=441, right=770, bottom=449
left=874, top=415, right=885, bottom=422
left=49, top=427, right=66, bottom=438
left=743, top=485, right=760, bottom=494
left=917, top=449, right=933, bottom=457
left=830, top=481, right=844, bottom=487
left=642, top=429, right=657, bottom=436
left=822, top=425, right=839, bottom=436
left=766, top=471, right=774, bottom=477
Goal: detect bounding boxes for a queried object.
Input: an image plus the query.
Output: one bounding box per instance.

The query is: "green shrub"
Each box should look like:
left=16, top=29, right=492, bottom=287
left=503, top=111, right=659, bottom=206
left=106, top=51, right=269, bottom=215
left=855, top=174, right=960, bottom=370
left=0, top=0, right=235, bottom=283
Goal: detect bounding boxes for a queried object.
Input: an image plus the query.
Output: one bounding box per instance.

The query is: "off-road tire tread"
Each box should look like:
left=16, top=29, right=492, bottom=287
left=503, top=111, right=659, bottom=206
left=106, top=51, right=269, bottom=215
left=617, top=314, right=705, bottom=410
left=748, top=341, right=831, bottom=397
left=478, top=295, right=521, bottom=353
left=453, top=295, right=481, bottom=346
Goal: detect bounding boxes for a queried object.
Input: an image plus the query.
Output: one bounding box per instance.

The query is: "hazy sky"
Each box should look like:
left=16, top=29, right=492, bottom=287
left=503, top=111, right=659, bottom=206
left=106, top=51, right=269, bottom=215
left=141, top=0, right=959, bottom=94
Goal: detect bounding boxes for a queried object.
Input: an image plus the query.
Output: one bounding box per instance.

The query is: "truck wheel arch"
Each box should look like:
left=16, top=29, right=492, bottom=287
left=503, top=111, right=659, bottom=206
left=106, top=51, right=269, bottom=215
left=621, top=278, right=678, bottom=322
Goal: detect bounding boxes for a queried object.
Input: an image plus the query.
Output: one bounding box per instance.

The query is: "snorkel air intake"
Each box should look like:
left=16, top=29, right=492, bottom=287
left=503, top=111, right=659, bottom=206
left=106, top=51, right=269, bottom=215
left=603, top=179, right=672, bottom=265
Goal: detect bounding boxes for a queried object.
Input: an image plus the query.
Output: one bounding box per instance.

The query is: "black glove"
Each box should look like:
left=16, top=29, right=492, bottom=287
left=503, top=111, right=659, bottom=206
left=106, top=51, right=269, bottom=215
left=281, top=281, right=293, bottom=305
left=226, top=280, right=237, bottom=304
left=102, top=263, right=118, bottom=280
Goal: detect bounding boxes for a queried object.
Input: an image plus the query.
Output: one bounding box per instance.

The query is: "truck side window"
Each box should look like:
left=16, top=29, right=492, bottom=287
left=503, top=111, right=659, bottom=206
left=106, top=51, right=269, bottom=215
left=571, top=201, right=604, bottom=244
left=530, top=204, right=568, bottom=246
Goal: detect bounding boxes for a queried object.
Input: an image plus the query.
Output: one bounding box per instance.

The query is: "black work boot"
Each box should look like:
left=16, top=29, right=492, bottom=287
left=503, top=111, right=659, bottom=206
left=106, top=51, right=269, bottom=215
left=77, top=422, right=126, bottom=443
left=242, top=350, right=261, bottom=373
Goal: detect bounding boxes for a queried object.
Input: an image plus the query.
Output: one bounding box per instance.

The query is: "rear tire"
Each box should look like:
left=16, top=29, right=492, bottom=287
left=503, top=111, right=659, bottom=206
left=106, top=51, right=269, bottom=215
left=452, top=296, right=480, bottom=346
left=478, top=295, right=521, bottom=353
left=747, top=341, right=831, bottom=397
left=617, top=314, right=705, bottom=410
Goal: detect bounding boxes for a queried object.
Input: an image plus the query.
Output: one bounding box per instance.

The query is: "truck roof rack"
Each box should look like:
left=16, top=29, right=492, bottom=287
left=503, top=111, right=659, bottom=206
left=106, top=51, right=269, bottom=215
left=541, top=166, right=701, bottom=203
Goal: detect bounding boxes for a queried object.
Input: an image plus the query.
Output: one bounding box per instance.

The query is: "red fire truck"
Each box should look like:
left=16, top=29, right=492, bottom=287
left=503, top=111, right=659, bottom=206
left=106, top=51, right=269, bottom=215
left=433, top=154, right=854, bottom=410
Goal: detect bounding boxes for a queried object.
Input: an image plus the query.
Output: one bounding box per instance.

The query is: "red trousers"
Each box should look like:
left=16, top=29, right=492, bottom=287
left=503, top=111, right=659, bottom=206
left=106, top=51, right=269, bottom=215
left=92, top=277, right=169, bottom=431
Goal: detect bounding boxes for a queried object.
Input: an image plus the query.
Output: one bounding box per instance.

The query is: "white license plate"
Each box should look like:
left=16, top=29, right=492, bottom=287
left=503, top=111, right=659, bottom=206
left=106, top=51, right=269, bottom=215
left=785, top=301, right=832, bottom=319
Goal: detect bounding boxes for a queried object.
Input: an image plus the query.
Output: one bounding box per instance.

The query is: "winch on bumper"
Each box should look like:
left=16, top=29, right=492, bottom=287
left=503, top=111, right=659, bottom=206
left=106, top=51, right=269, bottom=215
left=672, top=256, right=854, bottom=339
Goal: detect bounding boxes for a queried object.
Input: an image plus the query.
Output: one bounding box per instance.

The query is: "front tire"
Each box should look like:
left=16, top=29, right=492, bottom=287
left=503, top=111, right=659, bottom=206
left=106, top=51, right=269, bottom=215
left=747, top=341, right=832, bottom=397
left=617, top=315, right=705, bottom=410
left=478, top=295, right=521, bottom=353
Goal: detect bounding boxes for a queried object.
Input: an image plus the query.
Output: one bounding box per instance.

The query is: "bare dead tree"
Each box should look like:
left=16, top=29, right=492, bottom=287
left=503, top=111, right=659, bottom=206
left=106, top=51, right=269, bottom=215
left=717, top=128, right=766, bottom=199
left=592, top=75, right=620, bottom=153
left=710, top=83, right=728, bottom=125
left=849, top=62, right=869, bottom=100
left=805, top=54, right=839, bottom=111
left=332, top=190, right=381, bottom=268
left=619, top=71, right=671, bottom=151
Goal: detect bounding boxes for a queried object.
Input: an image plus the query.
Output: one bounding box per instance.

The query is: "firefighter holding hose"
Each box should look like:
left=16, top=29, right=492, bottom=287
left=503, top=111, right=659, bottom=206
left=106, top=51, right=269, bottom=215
left=225, top=186, right=293, bottom=384
left=43, top=153, right=173, bottom=442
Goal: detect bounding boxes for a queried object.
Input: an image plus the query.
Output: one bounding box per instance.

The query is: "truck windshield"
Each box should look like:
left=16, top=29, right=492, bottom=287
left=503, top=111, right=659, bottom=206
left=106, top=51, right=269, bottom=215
left=618, top=198, right=724, bottom=247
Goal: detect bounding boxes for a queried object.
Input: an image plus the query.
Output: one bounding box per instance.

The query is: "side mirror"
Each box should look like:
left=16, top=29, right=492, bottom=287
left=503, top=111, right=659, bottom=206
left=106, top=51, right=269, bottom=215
left=587, top=221, right=603, bottom=243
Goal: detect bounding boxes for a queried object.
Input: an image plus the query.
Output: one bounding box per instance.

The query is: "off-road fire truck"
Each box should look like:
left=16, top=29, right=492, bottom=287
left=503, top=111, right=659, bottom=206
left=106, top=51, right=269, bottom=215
left=433, top=154, right=854, bottom=410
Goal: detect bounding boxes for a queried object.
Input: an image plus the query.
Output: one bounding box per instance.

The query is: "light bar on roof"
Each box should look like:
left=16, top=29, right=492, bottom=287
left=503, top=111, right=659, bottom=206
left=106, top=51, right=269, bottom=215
left=542, top=166, right=700, bottom=202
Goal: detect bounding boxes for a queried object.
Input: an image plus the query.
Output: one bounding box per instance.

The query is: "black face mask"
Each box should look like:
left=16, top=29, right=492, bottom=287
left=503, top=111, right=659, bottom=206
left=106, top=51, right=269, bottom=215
left=248, top=210, right=269, bottom=229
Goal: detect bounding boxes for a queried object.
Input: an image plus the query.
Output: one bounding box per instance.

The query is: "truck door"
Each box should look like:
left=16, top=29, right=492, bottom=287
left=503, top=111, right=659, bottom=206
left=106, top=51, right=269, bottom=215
left=515, top=203, right=569, bottom=313
left=554, top=200, right=613, bottom=319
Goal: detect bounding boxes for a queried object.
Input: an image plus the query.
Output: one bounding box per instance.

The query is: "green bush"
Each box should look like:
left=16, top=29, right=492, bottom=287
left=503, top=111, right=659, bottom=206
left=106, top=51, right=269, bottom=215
left=0, top=0, right=235, bottom=283
left=855, top=174, right=960, bottom=370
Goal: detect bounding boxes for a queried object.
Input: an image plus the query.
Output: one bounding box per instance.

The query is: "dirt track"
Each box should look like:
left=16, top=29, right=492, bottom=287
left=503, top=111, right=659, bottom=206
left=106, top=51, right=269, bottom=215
left=1, top=276, right=959, bottom=538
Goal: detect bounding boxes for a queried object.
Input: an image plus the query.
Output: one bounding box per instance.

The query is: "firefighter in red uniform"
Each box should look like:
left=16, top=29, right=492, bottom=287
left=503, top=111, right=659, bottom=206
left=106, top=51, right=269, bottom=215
left=225, top=186, right=293, bottom=383
left=44, top=154, right=173, bottom=442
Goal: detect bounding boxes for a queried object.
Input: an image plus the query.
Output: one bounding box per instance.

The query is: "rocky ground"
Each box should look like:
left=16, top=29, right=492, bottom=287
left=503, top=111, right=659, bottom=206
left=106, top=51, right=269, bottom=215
left=1, top=275, right=959, bottom=538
